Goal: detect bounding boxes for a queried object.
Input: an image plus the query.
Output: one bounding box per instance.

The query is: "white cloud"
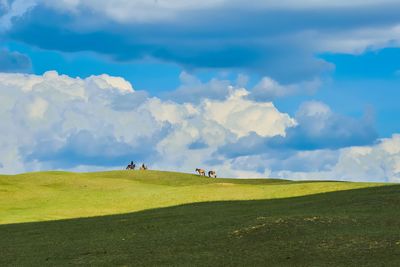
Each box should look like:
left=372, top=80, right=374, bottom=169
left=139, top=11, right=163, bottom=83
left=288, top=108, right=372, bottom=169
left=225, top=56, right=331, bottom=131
left=165, top=72, right=232, bottom=103
left=167, top=73, right=321, bottom=103
left=251, top=77, right=291, bottom=99
left=272, top=135, right=400, bottom=183
left=295, top=101, right=333, bottom=134
left=90, top=74, right=133, bottom=92
left=0, top=70, right=398, bottom=182
left=202, top=89, right=296, bottom=138
left=297, top=101, right=331, bottom=117
left=27, top=97, right=48, bottom=119
left=315, top=24, right=400, bottom=54
left=250, top=76, right=321, bottom=100
left=0, top=71, right=295, bottom=176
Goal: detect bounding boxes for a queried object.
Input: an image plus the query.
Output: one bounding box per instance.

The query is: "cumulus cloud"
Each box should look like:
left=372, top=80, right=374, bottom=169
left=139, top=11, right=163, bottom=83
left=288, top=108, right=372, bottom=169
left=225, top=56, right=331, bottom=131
left=217, top=134, right=400, bottom=183
left=164, top=72, right=232, bottom=103
left=273, top=134, right=400, bottom=183
left=0, top=71, right=295, bottom=175
left=166, top=73, right=321, bottom=103
left=228, top=149, right=340, bottom=175
left=203, top=89, right=296, bottom=138
left=218, top=100, right=377, bottom=158
left=0, top=71, right=166, bottom=172
left=0, top=70, right=398, bottom=182
left=286, top=101, right=378, bottom=149
left=249, top=77, right=321, bottom=101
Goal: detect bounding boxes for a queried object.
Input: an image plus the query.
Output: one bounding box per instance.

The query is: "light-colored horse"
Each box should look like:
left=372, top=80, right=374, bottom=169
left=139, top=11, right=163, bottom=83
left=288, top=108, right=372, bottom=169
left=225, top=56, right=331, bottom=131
left=195, top=168, right=206, bottom=176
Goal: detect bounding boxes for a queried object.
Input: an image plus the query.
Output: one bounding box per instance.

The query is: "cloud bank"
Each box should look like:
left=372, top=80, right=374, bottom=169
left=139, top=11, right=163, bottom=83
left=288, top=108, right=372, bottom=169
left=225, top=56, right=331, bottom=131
left=0, top=71, right=398, bottom=182
left=0, top=71, right=294, bottom=176
left=3, top=0, right=400, bottom=82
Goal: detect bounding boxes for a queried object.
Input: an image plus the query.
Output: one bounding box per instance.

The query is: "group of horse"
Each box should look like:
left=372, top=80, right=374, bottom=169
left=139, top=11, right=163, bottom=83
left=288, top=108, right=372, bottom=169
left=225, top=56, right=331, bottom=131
left=126, top=161, right=148, bottom=170
left=125, top=161, right=216, bottom=178
left=196, top=168, right=217, bottom=178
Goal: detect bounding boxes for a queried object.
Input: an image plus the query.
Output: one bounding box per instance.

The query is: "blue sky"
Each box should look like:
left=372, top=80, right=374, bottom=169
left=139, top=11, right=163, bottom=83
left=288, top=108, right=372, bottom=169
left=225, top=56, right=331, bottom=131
left=1, top=0, right=400, bottom=181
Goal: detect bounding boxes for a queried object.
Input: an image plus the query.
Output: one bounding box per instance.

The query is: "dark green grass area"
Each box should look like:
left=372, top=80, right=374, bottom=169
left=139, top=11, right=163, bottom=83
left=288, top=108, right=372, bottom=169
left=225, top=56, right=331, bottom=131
left=2, top=185, right=400, bottom=266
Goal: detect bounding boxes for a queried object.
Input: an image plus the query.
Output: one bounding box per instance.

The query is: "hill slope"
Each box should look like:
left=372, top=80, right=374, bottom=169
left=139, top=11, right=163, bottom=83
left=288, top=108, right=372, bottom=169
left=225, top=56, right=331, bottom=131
left=1, top=171, right=399, bottom=266
left=0, top=170, right=384, bottom=224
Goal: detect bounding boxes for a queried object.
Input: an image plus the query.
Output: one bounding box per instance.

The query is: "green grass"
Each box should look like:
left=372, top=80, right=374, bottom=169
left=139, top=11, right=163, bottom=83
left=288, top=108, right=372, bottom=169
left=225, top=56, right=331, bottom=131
left=1, top=170, right=399, bottom=266
left=0, top=170, right=382, bottom=224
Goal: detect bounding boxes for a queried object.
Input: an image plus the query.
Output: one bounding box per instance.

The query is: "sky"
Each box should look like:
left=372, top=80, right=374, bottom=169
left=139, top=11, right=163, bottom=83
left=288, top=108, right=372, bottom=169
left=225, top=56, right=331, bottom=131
left=1, top=0, right=400, bottom=182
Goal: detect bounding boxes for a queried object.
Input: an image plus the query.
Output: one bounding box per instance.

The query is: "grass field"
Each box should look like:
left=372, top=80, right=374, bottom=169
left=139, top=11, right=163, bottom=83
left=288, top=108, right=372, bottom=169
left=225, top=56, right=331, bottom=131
left=1, top=170, right=400, bottom=266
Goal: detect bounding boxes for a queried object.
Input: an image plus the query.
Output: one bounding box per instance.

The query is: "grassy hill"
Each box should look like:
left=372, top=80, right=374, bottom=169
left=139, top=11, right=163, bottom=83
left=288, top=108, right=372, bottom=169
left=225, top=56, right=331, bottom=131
left=1, top=170, right=400, bottom=266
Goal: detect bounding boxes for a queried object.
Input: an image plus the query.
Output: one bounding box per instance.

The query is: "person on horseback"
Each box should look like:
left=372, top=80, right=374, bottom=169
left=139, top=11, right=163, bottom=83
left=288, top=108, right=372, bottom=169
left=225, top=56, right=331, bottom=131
left=126, top=161, right=136, bottom=170
left=140, top=163, right=148, bottom=170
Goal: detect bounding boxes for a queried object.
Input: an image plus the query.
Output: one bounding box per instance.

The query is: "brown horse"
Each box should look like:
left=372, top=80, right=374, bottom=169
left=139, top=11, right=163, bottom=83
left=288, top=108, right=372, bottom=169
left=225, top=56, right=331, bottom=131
left=195, top=168, right=206, bottom=176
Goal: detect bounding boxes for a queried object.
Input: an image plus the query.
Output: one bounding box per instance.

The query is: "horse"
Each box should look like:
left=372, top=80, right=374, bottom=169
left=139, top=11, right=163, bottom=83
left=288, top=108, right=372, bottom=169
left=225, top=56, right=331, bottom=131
left=208, top=170, right=217, bottom=178
left=126, top=163, right=135, bottom=170
left=195, top=168, right=206, bottom=176
left=140, top=164, right=148, bottom=170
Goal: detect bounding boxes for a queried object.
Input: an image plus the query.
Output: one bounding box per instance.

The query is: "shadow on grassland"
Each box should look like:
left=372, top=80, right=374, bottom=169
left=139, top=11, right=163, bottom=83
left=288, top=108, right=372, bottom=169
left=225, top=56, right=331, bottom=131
left=2, top=184, right=400, bottom=266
